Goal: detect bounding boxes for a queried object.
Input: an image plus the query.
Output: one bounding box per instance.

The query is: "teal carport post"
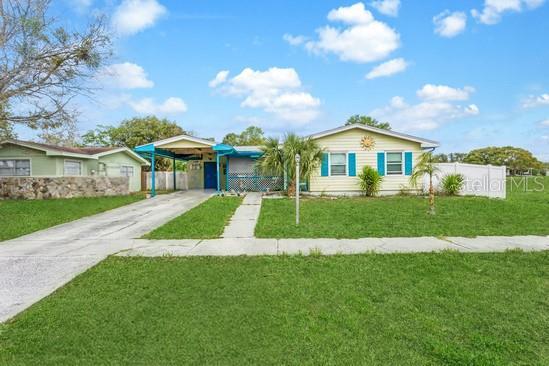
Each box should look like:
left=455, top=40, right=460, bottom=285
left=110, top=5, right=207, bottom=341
left=151, top=150, right=156, bottom=197
left=225, top=156, right=229, bottom=191
left=216, top=153, right=220, bottom=192
left=172, top=156, right=176, bottom=190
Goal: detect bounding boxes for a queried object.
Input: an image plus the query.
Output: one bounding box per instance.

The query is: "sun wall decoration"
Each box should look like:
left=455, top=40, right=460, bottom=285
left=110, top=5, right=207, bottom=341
left=360, top=135, right=375, bottom=151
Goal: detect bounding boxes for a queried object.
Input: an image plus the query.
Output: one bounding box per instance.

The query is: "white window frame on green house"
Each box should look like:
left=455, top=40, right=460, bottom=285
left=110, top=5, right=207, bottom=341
left=329, top=152, right=348, bottom=177
left=0, top=158, right=31, bottom=176
left=63, top=159, right=82, bottom=176
left=120, top=165, right=134, bottom=177
left=385, top=151, right=404, bottom=176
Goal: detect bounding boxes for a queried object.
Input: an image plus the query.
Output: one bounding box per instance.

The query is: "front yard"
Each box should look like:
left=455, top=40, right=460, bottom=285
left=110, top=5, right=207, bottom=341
left=256, top=177, right=549, bottom=238
left=1, top=252, right=547, bottom=365
left=0, top=194, right=145, bottom=241
left=143, top=196, right=243, bottom=239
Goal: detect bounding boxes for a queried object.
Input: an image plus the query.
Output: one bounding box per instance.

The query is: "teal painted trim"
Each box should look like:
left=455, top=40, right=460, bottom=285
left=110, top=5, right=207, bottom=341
left=216, top=154, right=220, bottom=192
left=134, top=144, right=155, bottom=153
left=225, top=156, right=229, bottom=191
left=348, top=153, right=356, bottom=176
left=151, top=151, right=156, bottom=196
left=404, top=151, right=413, bottom=176
left=173, top=156, right=176, bottom=190
left=321, top=153, right=329, bottom=176
left=377, top=152, right=385, bottom=176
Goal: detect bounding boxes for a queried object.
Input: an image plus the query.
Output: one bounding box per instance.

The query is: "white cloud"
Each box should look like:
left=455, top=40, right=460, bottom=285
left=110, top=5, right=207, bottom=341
left=128, top=97, right=187, bottom=114
left=371, top=85, right=479, bottom=131
left=97, top=62, right=154, bottom=89
left=522, top=93, right=549, bottom=108
left=112, top=0, right=167, bottom=36
left=416, top=84, right=475, bottom=101
left=208, top=70, right=229, bottom=88
left=366, top=58, right=408, bottom=79
left=69, top=0, right=93, bottom=12
left=210, top=67, right=320, bottom=124
left=370, top=0, right=401, bottom=17
left=540, top=119, right=549, bottom=127
left=283, top=34, right=308, bottom=46
left=472, top=0, right=546, bottom=25
left=433, top=11, right=467, bottom=37
left=298, top=2, right=400, bottom=63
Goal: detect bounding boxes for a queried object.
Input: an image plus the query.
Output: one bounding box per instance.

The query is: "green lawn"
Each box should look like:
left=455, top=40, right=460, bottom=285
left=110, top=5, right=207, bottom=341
left=0, top=194, right=145, bottom=241
left=1, top=252, right=548, bottom=365
left=256, top=177, right=549, bottom=238
left=143, top=196, right=243, bottom=239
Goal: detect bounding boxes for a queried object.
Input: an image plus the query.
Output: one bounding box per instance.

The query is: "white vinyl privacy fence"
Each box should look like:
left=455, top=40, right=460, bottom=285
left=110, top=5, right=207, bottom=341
left=143, top=172, right=188, bottom=191
left=424, top=163, right=506, bottom=199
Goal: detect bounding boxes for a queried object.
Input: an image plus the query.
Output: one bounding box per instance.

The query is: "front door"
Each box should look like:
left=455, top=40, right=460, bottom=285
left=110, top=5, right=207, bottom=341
left=203, top=162, right=217, bottom=189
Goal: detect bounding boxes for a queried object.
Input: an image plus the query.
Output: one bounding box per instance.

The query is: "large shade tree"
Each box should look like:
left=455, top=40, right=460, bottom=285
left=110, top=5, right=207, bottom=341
left=464, top=146, right=543, bottom=175
left=222, top=126, right=266, bottom=146
left=1, top=0, right=111, bottom=137
left=257, top=133, right=323, bottom=196
left=345, top=115, right=391, bottom=130
left=82, top=116, right=186, bottom=170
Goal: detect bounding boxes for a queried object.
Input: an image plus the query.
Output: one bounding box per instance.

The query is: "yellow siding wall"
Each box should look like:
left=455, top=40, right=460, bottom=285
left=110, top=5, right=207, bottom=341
left=309, top=128, right=424, bottom=194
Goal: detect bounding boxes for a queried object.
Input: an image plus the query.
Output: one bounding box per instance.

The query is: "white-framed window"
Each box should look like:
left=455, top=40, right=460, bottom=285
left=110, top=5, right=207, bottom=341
left=0, top=159, right=31, bottom=176
left=330, top=152, right=347, bottom=176
left=64, top=160, right=82, bottom=176
left=386, top=152, right=403, bottom=175
left=120, top=165, right=134, bottom=177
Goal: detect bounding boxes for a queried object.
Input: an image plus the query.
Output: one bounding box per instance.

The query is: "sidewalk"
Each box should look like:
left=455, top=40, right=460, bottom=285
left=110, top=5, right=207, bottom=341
left=117, top=235, right=549, bottom=257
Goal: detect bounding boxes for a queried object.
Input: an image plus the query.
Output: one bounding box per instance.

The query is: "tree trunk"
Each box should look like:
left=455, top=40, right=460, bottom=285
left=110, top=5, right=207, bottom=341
left=428, top=174, right=436, bottom=215
left=287, top=178, right=296, bottom=197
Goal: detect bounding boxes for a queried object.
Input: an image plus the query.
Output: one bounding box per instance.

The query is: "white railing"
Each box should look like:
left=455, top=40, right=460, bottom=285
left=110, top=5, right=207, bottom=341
left=423, top=163, right=506, bottom=199
left=143, top=172, right=188, bottom=191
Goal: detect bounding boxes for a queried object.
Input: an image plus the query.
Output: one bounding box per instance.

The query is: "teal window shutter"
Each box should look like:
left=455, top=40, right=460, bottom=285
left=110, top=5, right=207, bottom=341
left=377, top=152, right=385, bottom=176
left=321, top=153, right=329, bottom=176
left=404, top=152, right=413, bottom=175
left=348, top=153, right=356, bottom=176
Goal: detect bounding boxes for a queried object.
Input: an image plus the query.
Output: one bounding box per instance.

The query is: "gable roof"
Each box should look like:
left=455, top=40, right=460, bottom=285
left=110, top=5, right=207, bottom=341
left=308, top=123, right=439, bottom=149
left=136, top=134, right=216, bottom=149
left=0, top=139, right=149, bottom=165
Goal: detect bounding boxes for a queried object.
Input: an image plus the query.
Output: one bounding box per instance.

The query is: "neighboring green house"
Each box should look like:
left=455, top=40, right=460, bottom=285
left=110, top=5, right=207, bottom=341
left=0, top=140, right=149, bottom=192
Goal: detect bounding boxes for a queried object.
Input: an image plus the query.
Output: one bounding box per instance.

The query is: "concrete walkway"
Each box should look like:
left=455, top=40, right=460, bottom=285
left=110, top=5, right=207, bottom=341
left=118, top=235, right=549, bottom=257
left=0, top=190, right=212, bottom=322
left=221, top=193, right=262, bottom=238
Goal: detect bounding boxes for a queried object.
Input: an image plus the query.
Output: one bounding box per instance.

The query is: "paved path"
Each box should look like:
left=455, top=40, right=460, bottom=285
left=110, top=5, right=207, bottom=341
left=118, top=235, right=549, bottom=257
left=221, top=193, right=262, bottom=238
left=0, top=190, right=212, bottom=322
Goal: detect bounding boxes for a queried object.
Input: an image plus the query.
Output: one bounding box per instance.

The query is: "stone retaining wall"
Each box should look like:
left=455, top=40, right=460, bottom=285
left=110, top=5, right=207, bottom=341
left=0, top=176, right=130, bottom=200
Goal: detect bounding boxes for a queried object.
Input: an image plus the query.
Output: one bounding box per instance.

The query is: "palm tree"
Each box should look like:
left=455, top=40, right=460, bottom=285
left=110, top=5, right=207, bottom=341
left=257, top=133, right=323, bottom=196
left=409, top=152, right=441, bottom=215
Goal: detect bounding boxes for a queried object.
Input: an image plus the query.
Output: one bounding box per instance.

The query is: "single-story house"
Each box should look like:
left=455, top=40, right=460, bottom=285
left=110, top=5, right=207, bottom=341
left=136, top=123, right=438, bottom=195
left=0, top=140, right=149, bottom=192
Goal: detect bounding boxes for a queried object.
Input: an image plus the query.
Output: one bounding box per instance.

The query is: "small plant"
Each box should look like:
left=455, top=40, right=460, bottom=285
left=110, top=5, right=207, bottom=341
left=358, top=166, right=383, bottom=196
left=441, top=173, right=465, bottom=196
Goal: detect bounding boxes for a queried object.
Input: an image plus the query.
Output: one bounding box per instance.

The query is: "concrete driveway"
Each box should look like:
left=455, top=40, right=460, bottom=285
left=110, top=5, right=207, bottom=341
left=0, top=190, right=211, bottom=322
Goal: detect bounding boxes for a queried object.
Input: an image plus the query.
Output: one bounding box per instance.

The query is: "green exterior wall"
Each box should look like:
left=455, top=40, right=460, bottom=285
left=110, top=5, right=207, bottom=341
left=0, top=143, right=143, bottom=191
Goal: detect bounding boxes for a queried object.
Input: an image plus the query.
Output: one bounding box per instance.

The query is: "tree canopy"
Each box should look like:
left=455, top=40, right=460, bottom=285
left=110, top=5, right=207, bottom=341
left=222, top=126, right=266, bottom=146
left=82, top=116, right=185, bottom=148
left=82, top=116, right=186, bottom=171
left=464, top=146, right=543, bottom=174
left=1, top=0, right=111, bottom=137
left=345, top=115, right=391, bottom=130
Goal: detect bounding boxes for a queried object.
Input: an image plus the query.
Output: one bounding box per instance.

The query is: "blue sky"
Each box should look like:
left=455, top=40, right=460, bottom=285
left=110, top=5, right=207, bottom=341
left=30, top=0, right=549, bottom=159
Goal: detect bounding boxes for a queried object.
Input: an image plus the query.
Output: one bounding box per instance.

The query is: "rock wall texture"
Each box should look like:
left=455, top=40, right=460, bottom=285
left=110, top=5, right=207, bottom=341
left=0, top=177, right=130, bottom=200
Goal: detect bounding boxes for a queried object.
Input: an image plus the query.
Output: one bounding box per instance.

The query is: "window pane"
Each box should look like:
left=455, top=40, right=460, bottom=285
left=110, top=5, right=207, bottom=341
left=387, top=152, right=402, bottom=163
left=330, top=153, right=346, bottom=165
left=331, top=165, right=346, bottom=175
left=64, top=161, right=81, bottom=176
left=120, top=166, right=134, bottom=177
left=387, top=163, right=402, bottom=174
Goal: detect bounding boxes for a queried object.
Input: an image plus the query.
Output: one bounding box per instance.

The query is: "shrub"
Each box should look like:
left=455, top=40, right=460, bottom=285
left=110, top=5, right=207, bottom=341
left=441, top=173, right=464, bottom=196
left=358, top=166, right=383, bottom=196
